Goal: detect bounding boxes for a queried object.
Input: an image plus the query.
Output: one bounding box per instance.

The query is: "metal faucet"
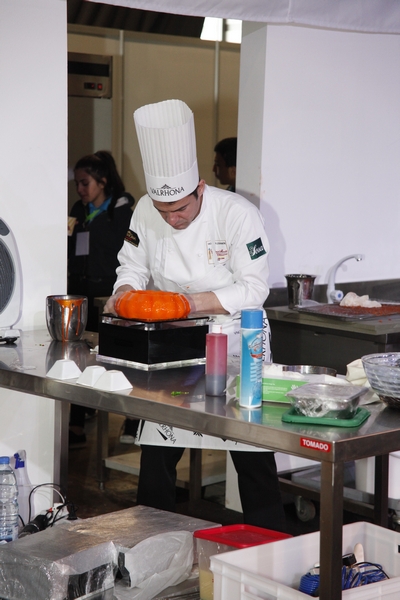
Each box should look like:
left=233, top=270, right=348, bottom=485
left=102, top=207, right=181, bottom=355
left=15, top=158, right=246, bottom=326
left=326, top=254, right=365, bottom=303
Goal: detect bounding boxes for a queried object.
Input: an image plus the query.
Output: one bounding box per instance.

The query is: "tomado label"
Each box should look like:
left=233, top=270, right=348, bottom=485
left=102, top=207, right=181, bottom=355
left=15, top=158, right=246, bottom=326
left=300, top=437, right=331, bottom=453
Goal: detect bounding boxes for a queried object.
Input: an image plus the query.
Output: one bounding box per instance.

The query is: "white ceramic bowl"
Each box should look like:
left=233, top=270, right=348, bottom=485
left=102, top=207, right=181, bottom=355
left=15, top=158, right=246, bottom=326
left=46, top=359, right=82, bottom=380
left=76, top=365, right=106, bottom=387
left=93, top=370, right=133, bottom=392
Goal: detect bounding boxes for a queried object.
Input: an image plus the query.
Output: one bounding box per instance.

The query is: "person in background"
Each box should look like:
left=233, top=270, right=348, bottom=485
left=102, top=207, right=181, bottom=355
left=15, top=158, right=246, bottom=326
left=104, top=100, right=286, bottom=532
left=213, top=137, right=237, bottom=192
left=68, top=150, right=136, bottom=446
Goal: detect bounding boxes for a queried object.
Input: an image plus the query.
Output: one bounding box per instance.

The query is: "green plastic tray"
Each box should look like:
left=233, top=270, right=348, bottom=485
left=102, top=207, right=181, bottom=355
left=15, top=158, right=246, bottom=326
left=281, top=406, right=370, bottom=427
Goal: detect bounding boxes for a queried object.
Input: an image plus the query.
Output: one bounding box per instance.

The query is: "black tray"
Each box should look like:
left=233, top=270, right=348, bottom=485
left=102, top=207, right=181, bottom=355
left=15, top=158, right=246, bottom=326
left=295, top=304, right=400, bottom=322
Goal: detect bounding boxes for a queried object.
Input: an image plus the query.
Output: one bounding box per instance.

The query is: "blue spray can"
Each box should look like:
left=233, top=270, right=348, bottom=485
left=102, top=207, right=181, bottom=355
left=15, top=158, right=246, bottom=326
left=239, top=309, right=263, bottom=408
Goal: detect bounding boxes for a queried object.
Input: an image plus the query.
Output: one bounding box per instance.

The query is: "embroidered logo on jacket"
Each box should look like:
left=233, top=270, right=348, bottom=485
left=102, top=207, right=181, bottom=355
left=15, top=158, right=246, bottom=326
left=207, top=241, right=228, bottom=264
left=246, top=237, right=266, bottom=260
left=125, top=229, right=140, bottom=247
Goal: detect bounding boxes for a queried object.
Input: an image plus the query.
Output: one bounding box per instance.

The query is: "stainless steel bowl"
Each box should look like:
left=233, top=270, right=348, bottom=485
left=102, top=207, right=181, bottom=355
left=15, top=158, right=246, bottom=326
left=286, top=383, right=366, bottom=418
left=282, top=365, right=337, bottom=377
left=46, top=295, right=88, bottom=342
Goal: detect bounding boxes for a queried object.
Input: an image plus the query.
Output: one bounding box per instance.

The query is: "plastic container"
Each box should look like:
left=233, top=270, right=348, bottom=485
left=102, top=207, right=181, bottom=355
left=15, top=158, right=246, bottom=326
left=211, top=521, right=400, bottom=599
left=205, top=325, right=228, bottom=396
left=0, top=456, right=19, bottom=542
left=355, top=452, right=400, bottom=499
left=239, top=309, right=264, bottom=408
left=194, top=524, right=291, bottom=600
left=286, top=383, right=367, bottom=418
left=12, top=450, right=34, bottom=527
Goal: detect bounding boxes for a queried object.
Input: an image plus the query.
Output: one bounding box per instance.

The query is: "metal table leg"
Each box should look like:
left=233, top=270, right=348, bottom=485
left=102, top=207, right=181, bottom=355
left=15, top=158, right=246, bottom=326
left=189, top=448, right=202, bottom=500
left=319, top=461, right=344, bottom=600
left=55, top=399, right=69, bottom=495
left=96, top=410, right=109, bottom=490
left=374, top=454, right=389, bottom=527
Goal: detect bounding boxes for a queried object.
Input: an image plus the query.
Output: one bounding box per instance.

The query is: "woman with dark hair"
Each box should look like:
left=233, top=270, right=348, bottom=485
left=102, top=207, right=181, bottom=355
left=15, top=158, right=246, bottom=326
left=68, top=151, right=135, bottom=446
left=68, top=151, right=135, bottom=332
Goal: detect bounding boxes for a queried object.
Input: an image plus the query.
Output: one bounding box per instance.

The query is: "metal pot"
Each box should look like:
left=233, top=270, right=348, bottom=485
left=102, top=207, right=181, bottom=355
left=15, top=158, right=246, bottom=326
left=285, top=274, right=316, bottom=309
left=46, top=295, right=88, bottom=342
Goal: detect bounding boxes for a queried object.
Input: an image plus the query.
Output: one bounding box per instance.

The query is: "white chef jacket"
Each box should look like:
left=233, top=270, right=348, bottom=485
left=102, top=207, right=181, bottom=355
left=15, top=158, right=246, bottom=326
left=115, top=185, right=271, bottom=450
left=116, top=186, right=269, bottom=325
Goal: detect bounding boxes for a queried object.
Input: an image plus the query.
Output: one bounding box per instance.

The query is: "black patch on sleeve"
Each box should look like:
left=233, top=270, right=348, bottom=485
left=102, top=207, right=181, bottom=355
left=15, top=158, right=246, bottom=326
left=125, top=229, right=140, bottom=247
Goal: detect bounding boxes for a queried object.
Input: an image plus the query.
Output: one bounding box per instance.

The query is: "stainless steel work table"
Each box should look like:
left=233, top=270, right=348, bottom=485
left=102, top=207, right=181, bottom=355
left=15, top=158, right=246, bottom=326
left=1, top=329, right=399, bottom=600
left=266, top=305, right=400, bottom=374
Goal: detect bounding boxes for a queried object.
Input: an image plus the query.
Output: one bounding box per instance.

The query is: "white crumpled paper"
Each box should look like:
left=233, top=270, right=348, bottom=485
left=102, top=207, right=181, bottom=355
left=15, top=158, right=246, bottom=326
left=345, top=358, right=379, bottom=404
left=114, top=530, right=193, bottom=600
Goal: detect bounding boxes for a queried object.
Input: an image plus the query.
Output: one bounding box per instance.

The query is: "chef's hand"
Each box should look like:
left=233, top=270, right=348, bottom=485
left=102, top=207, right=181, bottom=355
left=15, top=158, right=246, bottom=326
left=186, top=292, right=229, bottom=315
left=103, top=285, right=134, bottom=315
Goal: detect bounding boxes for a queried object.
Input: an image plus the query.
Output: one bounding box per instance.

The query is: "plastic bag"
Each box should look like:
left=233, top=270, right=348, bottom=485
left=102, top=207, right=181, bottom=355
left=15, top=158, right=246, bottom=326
left=117, top=530, right=193, bottom=600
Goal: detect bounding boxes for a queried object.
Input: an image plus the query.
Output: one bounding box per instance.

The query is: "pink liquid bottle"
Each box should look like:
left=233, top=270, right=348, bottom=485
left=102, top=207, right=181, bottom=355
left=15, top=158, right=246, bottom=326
left=205, top=324, right=228, bottom=396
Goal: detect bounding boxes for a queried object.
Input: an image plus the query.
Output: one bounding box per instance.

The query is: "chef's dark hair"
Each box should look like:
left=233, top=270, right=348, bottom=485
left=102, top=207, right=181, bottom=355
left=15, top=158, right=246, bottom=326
left=214, top=137, right=237, bottom=168
left=74, top=151, right=125, bottom=219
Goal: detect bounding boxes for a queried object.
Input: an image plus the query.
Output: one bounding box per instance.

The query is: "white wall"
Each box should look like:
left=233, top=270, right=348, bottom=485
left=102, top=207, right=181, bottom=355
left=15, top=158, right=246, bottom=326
left=238, top=23, right=400, bottom=289
left=0, top=0, right=68, bottom=511
left=67, top=26, right=240, bottom=203
left=1, top=0, right=68, bottom=330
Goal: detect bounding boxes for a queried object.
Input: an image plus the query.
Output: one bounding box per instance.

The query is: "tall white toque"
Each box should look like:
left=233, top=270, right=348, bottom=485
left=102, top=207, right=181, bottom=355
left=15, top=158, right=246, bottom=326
left=134, top=99, right=199, bottom=202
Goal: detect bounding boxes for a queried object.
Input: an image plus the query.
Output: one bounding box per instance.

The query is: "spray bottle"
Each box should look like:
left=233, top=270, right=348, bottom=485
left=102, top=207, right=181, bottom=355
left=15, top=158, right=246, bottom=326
left=239, top=309, right=263, bottom=408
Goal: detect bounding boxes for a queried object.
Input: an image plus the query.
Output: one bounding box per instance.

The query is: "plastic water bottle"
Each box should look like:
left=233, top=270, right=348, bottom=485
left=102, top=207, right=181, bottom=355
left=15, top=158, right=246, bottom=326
left=0, top=456, right=19, bottom=542
left=13, top=450, right=34, bottom=527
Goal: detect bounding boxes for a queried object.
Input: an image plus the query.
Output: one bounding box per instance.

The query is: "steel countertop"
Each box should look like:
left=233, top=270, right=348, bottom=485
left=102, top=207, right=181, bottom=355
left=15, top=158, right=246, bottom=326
left=1, top=328, right=400, bottom=599
left=0, top=328, right=400, bottom=464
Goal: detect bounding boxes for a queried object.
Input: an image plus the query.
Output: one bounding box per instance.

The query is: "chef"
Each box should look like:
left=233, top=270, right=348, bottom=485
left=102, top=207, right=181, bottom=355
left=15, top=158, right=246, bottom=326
left=104, top=99, right=286, bottom=531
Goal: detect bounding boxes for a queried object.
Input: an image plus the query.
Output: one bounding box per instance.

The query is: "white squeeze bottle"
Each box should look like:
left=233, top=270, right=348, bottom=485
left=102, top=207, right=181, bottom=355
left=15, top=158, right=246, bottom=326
left=0, top=456, right=19, bottom=542
left=239, top=309, right=264, bottom=408
left=13, top=450, right=34, bottom=527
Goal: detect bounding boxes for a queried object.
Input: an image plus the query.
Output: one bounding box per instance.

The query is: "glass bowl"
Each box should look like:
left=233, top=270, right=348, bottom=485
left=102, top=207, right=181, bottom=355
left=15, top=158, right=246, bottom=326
left=286, top=383, right=367, bottom=418
left=361, top=353, right=400, bottom=409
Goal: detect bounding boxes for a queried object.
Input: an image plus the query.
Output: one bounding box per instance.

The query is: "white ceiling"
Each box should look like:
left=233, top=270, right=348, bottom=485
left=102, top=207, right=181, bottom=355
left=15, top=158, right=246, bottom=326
left=88, top=0, right=400, bottom=34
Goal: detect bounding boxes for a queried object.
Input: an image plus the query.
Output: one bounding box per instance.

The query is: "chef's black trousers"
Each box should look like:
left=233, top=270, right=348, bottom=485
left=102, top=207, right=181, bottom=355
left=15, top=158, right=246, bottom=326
left=137, top=445, right=286, bottom=533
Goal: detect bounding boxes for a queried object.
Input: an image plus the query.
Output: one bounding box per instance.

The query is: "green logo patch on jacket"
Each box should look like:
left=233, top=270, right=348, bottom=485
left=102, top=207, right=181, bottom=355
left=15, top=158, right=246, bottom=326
left=246, top=237, right=266, bottom=260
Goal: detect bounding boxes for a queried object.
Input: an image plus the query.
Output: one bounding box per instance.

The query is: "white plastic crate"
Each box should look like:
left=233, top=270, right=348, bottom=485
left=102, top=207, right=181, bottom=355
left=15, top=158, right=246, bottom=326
left=355, top=452, right=400, bottom=499
left=211, top=522, right=400, bottom=600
